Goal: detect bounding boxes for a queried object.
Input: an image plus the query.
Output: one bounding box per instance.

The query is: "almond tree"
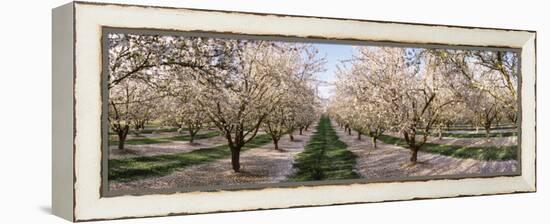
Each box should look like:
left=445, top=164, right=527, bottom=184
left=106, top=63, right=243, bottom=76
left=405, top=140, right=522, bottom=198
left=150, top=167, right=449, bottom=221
left=337, top=51, right=396, bottom=147
left=471, top=51, right=518, bottom=125
left=273, top=44, right=324, bottom=143
left=432, top=102, right=466, bottom=139
left=108, top=33, right=167, bottom=88
left=129, top=89, right=158, bottom=137
left=260, top=44, right=314, bottom=150
left=108, top=77, right=158, bottom=150
left=360, top=103, right=391, bottom=148
left=328, top=95, right=354, bottom=135
left=115, top=35, right=325, bottom=171
left=463, top=88, right=502, bottom=138
left=330, top=47, right=458, bottom=163
left=393, top=50, right=459, bottom=163
left=107, top=33, right=169, bottom=149
left=435, top=50, right=519, bottom=126
left=296, top=102, right=320, bottom=134
left=160, top=89, right=207, bottom=144
left=264, top=78, right=321, bottom=150
left=188, top=41, right=295, bottom=172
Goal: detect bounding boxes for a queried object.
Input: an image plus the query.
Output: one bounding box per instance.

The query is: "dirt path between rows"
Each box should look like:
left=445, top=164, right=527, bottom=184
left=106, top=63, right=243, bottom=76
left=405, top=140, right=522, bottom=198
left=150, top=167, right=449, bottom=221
left=109, top=135, right=228, bottom=159
left=118, top=129, right=217, bottom=140
left=110, top=125, right=317, bottom=191
left=384, top=132, right=517, bottom=147
left=333, top=122, right=517, bottom=179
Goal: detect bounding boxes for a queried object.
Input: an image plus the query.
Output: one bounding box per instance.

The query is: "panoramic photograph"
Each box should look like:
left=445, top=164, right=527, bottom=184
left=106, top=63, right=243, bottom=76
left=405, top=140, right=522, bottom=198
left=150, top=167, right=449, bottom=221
left=105, top=32, right=519, bottom=193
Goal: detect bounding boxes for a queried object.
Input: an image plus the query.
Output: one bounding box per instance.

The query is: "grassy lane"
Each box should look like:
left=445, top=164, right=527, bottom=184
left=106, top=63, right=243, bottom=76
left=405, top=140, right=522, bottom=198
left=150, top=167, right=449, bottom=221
left=378, top=135, right=517, bottom=161
left=109, top=134, right=271, bottom=182
left=289, top=116, right=358, bottom=181
left=109, top=131, right=220, bottom=146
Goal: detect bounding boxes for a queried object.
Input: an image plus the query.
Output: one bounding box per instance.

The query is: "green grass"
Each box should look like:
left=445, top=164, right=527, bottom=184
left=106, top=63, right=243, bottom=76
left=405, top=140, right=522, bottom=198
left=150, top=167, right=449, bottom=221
left=422, top=131, right=517, bottom=138
left=289, top=116, right=358, bottom=181
left=108, top=134, right=272, bottom=182
left=377, top=134, right=517, bottom=161
left=109, top=131, right=220, bottom=146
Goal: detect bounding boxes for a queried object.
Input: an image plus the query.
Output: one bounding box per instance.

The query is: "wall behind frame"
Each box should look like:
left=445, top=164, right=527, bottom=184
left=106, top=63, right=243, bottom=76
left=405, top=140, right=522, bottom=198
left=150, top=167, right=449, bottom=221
left=0, top=0, right=546, bottom=224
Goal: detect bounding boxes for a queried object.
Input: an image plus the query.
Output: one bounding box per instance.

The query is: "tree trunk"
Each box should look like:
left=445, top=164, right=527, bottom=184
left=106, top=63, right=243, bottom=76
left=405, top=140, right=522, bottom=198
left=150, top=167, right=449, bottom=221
left=372, top=137, right=377, bottom=148
left=133, top=128, right=141, bottom=137
left=117, top=128, right=128, bottom=150
left=273, top=138, right=280, bottom=151
left=289, top=133, right=295, bottom=141
left=118, top=134, right=126, bottom=150
left=485, top=126, right=491, bottom=138
left=438, top=129, right=442, bottom=140
left=299, top=127, right=304, bottom=135
left=188, top=129, right=196, bottom=144
left=231, top=147, right=241, bottom=172
left=348, top=128, right=351, bottom=135
left=357, top=131, right=361, bottom=140
left=410, top=147, right=419, bottom=163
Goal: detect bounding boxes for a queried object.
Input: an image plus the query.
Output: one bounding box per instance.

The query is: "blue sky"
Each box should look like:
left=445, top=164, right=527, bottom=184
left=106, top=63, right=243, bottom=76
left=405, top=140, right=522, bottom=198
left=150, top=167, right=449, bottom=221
left=312, top=43, right=356, bottom=99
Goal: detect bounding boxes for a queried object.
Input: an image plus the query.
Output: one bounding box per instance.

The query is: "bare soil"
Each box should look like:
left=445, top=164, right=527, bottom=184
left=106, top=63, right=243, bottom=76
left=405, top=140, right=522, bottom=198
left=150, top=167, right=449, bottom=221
left=114, top=128, right=217, bottom=140
left=109, top=135, right=228, bottom=159
left=385, top=132, right=517, bottom=147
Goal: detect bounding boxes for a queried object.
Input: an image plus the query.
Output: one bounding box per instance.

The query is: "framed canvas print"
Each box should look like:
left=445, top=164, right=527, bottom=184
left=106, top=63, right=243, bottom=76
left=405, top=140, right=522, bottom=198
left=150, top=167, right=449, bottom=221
left=52, top=1, right=537, bottom=222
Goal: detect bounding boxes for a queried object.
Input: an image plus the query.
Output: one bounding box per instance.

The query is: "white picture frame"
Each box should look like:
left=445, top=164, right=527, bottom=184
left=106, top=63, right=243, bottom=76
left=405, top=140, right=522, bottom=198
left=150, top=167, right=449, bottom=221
left=52, top=1, right=536, bottom=221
